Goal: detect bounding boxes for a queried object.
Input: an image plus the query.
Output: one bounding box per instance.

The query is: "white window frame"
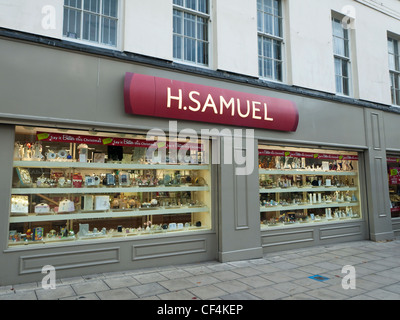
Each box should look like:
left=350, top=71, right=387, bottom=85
left=332, top=16, right=352, bottom=97
left=62, top=0, right=122, bottom=50
left=388, top=36, right=400, bottom=106
left=172, top=0, right=211, bottom=68
left=257, top=0, right=285, bottom=83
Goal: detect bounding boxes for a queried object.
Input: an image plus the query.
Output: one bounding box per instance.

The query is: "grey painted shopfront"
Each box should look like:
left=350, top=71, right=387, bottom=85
left=0, top=34, right=398, bottom=285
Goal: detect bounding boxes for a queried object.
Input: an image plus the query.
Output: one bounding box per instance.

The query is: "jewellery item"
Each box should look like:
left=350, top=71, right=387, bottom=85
left=57, top=150, right=68, bottom=159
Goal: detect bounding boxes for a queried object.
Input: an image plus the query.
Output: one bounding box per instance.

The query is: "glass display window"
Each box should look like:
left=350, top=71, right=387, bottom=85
left=387, top=155, right=400, bottom=218
left=258, top=145, right=362, bottom=228
left=8, top=126, right=212, bottom=246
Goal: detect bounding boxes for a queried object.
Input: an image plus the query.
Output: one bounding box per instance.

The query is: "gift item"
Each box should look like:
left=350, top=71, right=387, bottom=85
left=11, top=196, right=29, bottom=215
left=82, top=195, right=94, bottom=211
left=33, top=227, right=44, bottom=241
left=34, top=203, right=50, bottom=214
left=58, top=199, right=75, bottom=213
left=95, top=196, right=110, bottom=210
left=15, top=167, right=32, bottom=187
left=78, top=144, right=89, bottom=162
left=85, top=175, right=100, bottom=187
left=118, top=171, right=130, bottom=186
left=103, top=173, right=116, bottom=186
left=93, top=153, right=106, bottom=163
left=72, top=173, right=83, bottom=188
left=78, top=223, right=89, bottom=237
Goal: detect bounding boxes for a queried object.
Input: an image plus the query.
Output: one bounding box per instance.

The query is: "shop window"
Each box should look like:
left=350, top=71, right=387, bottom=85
left=388, top=156, right=400, bottom=218
left=173, top=0, right=210, bottom=66
left=63, top=0, right=119, bottom=47
left=8, top=126, right=212, bottom=246
left=258, top=145, right=362, bottom=228
left=257, top=0, right=283, bottom=81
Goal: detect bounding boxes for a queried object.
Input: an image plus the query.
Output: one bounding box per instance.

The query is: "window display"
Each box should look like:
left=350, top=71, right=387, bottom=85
left=8, top=126, right=212, bottom=246
left=259, top=146, right=362, bottom=228
left=388, top=155, right=400, bottom=218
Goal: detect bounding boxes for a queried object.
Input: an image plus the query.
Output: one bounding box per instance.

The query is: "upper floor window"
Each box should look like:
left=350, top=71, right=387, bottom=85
left=63, top=0, right=119, bottom=47
left=332, top=17, right=351, bottom=96
left=257, top=0, right=283, bottom=82
left=388, top=36, right=400, bottom=106
left=173, top=0, right=210, bottom=66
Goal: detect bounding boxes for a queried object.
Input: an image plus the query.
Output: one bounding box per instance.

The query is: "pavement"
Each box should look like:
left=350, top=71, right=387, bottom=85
left=1, top=238, right=400, bottom=301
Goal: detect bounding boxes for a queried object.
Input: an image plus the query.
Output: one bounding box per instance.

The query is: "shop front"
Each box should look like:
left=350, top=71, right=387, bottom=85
left=0, top=36, right=397, bottom=285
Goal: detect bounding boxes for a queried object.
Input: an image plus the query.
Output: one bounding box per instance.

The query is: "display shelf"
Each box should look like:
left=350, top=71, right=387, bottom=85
left=260, top=202, right=359, bottom=212
left=11, top=185, right=210, bottom=195
left=259, top=169, right=357, bottom=176
left=13, top=160, right=210, bottom=171
left=259, top=186, right=358, bottom=194
left=9, top=206, right=209, bottom=223
left=8, top=226, right=210, bottom=247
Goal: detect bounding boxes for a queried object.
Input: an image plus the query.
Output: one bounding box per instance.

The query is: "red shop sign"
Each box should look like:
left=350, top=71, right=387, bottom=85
left=124, top=73, right=299, bottom=132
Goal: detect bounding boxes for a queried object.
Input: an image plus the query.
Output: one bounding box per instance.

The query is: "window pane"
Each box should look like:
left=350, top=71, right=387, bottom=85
left=102, top=0, right=118, bottom=17
left=273, top=40, right=281, bottom=60
left=173, top=0, right=184, bottom=6
left=198, top=0, right=208, bottom=14
left=173, top=9, right=182, bottom=34
left=274, top=61, right=282, bottom=81
left=263, top=12, right=273, bottom=34
left=197, top=41, right=208, bottom=64
left=332, top=19, right=343, bottom=38
left=65, top=0, right=82, bottom=8
left=263, top=0, right=273, bottom=14
left=186, top=0, right=196, bottom=10
left=264, top=58, right=273, bottom=78
left=83, top=12, right=99, bottom=42
left=173, top=35, right=182, bottom=59
left=263, top=37, right=272, bottom=58
left=184, top=13, right=196, bottom=38
left=184, top=38, right=196, bottom=62
left=63, top=8, right=81, bottom=38
left=101, top=17, right=117, bottom=46
left=84, top=0, right=100, bottom=13
left=197, top=16, right=207, bottom=41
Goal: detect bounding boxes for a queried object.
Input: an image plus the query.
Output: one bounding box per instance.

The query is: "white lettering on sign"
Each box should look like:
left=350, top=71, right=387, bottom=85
left=166, top=87, right=274, bottom=122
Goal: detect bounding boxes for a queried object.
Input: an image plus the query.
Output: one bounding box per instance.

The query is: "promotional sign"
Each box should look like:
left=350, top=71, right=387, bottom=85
left=36, top=132, right=202, bottom=150
left=389, top=167, right=400, bottom=185
left=258, top=149, right=358, bottom=161
left=124, top=73, right=299, bottom=132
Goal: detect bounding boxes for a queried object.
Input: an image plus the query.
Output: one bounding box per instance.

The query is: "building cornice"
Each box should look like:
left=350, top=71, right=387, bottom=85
left=355, top=0, right=400, bottom=20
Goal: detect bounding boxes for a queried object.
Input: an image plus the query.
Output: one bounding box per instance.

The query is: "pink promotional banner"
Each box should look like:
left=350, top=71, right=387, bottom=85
left=258, top=149, right=358, bottom=161
left=124, top=73, right=299, bottom=132
left=36, top=132, right=203, bottom=150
